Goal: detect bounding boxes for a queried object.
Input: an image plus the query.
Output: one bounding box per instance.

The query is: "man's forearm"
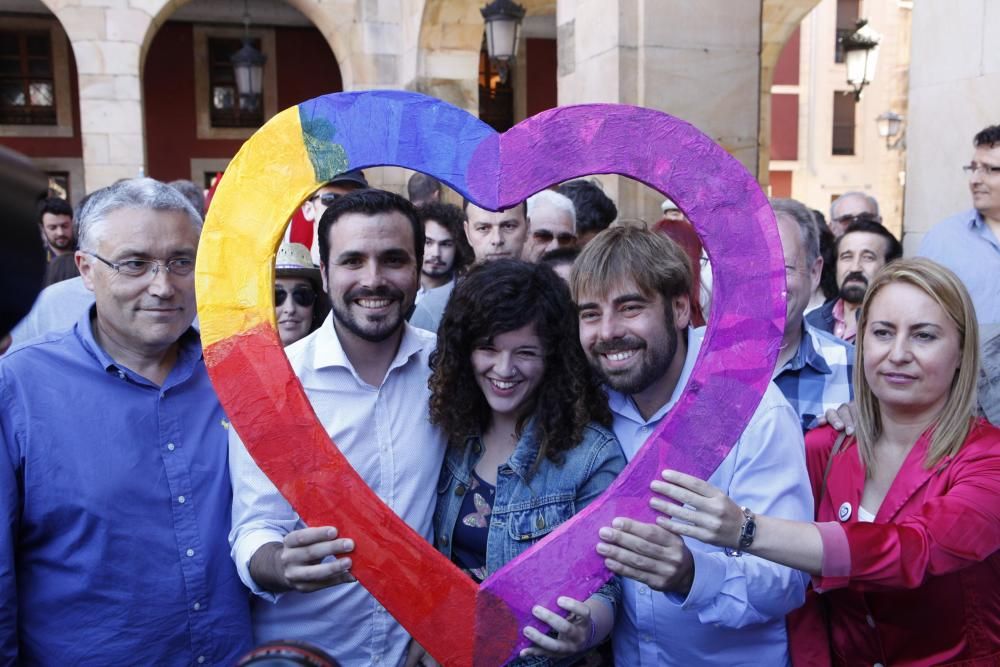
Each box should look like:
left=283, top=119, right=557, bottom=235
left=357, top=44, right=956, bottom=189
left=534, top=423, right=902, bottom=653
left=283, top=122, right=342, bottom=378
left=249, top=541, right=290, bottom=593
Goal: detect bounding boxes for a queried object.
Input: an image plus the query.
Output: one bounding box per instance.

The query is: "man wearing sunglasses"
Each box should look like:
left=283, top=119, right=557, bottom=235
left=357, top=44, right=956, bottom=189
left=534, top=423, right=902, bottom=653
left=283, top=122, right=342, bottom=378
left=301, top=169, right=369, bottom=264
left=522, top=189, right=578, bottom=263
left=919, top=124, right=1000, bottom=328
left=828, top=191, right=881, bottom=237
left=0, top=178, right=253, bottom=665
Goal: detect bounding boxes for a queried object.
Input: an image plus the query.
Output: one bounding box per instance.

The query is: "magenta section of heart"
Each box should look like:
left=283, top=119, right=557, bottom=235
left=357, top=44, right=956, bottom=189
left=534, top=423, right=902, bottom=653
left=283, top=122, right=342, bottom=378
left=468, top=104, right=786, bottom=662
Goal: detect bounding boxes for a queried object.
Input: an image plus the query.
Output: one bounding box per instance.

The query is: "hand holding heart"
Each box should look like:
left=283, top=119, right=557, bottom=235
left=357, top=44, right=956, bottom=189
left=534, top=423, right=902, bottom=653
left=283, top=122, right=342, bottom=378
left=648, top=470, right=746, bottom=550
left=248, top=526, right=357, bottom=593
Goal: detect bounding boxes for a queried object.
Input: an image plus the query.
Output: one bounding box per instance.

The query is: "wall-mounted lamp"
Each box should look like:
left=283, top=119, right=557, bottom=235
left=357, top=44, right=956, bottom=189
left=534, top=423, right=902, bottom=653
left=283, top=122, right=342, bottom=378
left=842, top=20, right=880, bottom=101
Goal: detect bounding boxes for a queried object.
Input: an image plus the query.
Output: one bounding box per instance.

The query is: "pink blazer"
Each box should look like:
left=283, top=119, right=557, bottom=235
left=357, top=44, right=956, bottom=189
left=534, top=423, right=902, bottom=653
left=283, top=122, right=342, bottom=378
left=790, top=420, right=1000, bottom=666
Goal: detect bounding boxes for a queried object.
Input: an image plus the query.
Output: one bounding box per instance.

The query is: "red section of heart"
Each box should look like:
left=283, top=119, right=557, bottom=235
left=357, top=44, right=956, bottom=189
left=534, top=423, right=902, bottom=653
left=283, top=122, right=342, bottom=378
left=205, top=322, right=482, bottom=666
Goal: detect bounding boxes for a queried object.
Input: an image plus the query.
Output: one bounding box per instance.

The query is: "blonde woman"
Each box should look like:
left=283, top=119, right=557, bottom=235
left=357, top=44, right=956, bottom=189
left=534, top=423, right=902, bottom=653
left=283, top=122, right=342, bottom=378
left=649, top=258, right=1000, bottom=666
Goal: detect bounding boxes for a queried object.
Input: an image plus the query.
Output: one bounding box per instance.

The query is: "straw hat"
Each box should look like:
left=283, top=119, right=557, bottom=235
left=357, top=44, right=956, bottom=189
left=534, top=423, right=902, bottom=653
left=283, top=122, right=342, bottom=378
left=275, top=242, right=322, bottom=290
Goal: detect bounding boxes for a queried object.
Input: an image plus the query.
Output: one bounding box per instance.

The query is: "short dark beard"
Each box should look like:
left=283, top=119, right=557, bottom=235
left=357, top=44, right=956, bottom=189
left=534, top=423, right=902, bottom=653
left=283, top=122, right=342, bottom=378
left=589, top=304, right=679, bottom=395
left=838, top=271, right=869, bottom=305
left=330, top=284, right=407, bottom=343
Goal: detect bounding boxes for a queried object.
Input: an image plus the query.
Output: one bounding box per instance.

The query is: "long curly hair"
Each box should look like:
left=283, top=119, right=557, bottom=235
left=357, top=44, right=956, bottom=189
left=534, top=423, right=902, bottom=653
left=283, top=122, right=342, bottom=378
left=429, top=259, right=611, bottom=467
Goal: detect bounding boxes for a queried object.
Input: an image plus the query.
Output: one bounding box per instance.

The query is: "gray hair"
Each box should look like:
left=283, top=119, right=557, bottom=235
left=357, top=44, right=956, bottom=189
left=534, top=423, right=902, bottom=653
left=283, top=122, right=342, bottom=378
left=527, top=189, right=577, bottom=231
left=771, top=197, right=820, bottom=266
left=77, top=178, right=203, bottom=252
left=830, top=191, right=879, bottom=219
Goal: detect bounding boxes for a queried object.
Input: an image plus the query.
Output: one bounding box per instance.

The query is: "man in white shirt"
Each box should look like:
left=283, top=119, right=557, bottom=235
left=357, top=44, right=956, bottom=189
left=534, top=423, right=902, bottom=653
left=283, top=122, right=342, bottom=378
left=570, top=224, right=812, bottom=666
left=229, top=189, right=446, bottom=666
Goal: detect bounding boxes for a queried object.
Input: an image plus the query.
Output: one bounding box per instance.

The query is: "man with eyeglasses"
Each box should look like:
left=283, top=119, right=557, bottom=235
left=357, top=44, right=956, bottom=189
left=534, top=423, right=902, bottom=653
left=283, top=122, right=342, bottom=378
left=522, top=189, right=577, bottom=263
left=301, top=169, right=369, bottom=265
left=828, top=191, right=881, bottom=237
left=0, top=178, right=253, bottom=665
left=919, top=124, right=1000, bottom=327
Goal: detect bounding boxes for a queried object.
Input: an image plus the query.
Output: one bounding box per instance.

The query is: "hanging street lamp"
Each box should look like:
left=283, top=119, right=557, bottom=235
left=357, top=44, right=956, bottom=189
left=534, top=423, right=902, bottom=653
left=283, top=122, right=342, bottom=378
left=481, top=0, right=526, bottom=85
left=231, top=0, right=266, bottom=111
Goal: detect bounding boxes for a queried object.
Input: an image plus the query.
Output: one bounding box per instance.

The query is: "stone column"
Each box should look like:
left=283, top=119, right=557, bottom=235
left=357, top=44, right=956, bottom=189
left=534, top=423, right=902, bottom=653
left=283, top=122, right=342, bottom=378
left=54, top=1, right=160, bottom=192
left=556, top=0, right=765, bottom=222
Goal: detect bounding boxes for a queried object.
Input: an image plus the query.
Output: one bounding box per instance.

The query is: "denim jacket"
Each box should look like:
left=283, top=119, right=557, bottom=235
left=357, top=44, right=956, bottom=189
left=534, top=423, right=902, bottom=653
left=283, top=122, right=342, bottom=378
left=433, top=419, right=625, bottom=664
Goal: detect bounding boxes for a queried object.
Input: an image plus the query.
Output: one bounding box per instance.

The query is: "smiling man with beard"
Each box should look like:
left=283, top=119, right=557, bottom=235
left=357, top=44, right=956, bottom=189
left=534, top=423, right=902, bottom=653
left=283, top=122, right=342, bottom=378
left=570, top=223, right=812, bottom=666
left=807, top=218, right=901, bottom=342
left=228, top=189, right=447, bottom=666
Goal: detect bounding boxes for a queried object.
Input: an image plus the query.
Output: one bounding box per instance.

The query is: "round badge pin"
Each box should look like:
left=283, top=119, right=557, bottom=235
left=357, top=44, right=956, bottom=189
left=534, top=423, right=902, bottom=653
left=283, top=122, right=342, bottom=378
left=838, top=502, right=852, bottom=521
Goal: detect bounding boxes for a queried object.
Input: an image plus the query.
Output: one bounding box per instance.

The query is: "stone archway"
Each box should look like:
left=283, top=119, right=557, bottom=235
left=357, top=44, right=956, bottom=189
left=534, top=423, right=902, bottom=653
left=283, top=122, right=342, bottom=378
left=758, top=0, right=823, bottom=186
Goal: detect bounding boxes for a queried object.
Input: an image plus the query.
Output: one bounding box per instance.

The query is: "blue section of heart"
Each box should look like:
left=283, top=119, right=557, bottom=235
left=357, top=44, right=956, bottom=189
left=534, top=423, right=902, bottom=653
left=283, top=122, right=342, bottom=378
left=298, top=90, right=499, bottom=205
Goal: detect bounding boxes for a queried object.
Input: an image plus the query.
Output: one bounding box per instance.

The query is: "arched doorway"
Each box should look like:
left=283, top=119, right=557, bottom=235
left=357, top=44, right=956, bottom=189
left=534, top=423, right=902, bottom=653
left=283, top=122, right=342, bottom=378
left=141, top=0, right=343, bottom=185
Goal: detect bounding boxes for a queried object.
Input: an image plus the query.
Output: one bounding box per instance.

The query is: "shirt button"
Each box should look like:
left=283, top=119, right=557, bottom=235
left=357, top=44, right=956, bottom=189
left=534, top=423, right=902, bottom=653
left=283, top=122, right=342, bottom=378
left=455, top=485, right=466, bottom=496
left=535, top=515, right=545, bottom=530
left=472, top=442, right=482, bottom=454
left=193, top=602, right=201, bottom=611
left=166, top=443, right=175, bottom=451
left=197, top=657, right=205, bottom=664
left=186, top=548, right=195, bottom=557
left=866, top=614, right=876, bottom=628
left=874, top=663, right=884, bottom=667
left=178, top=495, right=186, bottom=504
left=117, top=371, right=125, bottom=379
left=638, top=585, right=649, bottom=595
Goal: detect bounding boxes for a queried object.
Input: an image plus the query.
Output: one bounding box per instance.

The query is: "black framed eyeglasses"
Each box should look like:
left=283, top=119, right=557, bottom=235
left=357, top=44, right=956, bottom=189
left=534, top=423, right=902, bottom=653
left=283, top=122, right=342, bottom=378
left=275, top=286, right=317, bottom=308
left=308, top=192, right=342, bottom=207
left=85, top=251, right=195, bottom=278
left=962, top=162, right=1000, bottom=176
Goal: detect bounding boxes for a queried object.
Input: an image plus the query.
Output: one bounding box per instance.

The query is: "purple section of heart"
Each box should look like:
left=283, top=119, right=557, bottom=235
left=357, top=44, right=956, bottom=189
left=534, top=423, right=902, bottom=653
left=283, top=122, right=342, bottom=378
left=471, top=104, right=786, bottom=662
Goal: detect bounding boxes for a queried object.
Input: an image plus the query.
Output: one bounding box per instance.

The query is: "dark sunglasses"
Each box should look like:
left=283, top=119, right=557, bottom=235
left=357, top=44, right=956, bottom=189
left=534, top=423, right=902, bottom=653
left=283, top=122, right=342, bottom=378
left=531, top=230, right=577, bottom=245
left=833, top=212, right=880, bottom=225
left=309, top=192, right=342, bottom=207
left=275, top=287, right=317, bottom=308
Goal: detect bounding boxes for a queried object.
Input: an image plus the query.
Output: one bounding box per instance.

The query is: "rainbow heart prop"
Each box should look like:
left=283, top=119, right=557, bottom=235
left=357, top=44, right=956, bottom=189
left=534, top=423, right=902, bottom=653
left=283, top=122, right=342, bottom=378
left=196, top=91, right=785, bottom=666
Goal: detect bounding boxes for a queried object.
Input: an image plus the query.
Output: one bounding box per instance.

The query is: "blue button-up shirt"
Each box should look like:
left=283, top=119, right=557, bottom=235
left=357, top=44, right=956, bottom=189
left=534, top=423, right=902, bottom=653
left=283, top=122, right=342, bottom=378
left=774, top=323, right=855, bottom=432
left=918, top=208, right=1000, bottom=326
left=0, top=309, right=252, bottom=666
left=609, top=328, right=812, bottom=667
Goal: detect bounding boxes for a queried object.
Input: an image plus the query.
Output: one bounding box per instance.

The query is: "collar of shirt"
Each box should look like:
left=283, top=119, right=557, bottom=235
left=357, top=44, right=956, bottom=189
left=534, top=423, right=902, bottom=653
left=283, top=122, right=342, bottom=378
left=607, top=327, right=702, bottom=428
left=308, top=313, right=429, bottom=386
left=73, top=305, right=203, bottom=389
left=968, top=209, right=1000, bottom=251
left=781, top=322, right=833, bottom=375
left=832, top=299, right=857, bottom=342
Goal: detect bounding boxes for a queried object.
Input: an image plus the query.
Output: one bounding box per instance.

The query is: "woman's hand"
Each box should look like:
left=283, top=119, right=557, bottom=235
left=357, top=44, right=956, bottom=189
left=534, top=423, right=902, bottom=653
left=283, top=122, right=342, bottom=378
left=519, top=596, right=595, bottom=658
left=649, top=470, right=745, bottom=549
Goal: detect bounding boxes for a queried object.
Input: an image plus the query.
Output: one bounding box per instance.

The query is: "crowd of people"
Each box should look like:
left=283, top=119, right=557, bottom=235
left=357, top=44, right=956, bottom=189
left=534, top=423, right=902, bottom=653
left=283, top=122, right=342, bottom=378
left=1, top=123, right=999, bottom=667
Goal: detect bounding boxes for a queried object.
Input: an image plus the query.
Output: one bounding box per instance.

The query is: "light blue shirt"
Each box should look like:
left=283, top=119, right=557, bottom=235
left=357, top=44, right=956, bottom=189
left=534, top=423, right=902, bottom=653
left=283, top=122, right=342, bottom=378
left=228, top=316, right=446, bottom=667
left=918, top=208, right=1000, bottom=326
left=609, top=328, right=812, bottom=667
left=6, top=276, right=94, bottom=351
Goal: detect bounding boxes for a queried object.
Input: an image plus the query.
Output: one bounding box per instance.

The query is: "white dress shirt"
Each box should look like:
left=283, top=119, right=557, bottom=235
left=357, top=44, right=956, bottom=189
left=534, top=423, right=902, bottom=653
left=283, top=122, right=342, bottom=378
left=229, top=316, right=446, bottom=667
left=610, top=327, right=813, bottom=667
